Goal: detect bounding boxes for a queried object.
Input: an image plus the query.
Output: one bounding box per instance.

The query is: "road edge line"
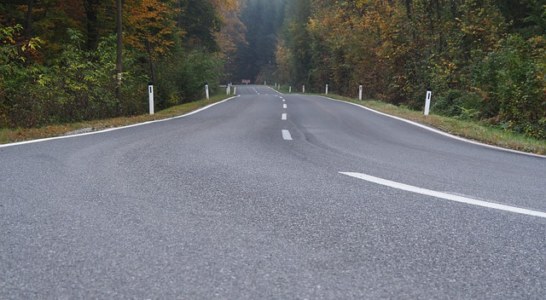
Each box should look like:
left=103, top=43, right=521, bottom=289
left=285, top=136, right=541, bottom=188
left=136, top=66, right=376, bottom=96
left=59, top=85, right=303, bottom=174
left=0, top=95, right=240, bottom=149
left=340, top=172, right=546, bottom=219
left=320, top=96, right=545, bottom=159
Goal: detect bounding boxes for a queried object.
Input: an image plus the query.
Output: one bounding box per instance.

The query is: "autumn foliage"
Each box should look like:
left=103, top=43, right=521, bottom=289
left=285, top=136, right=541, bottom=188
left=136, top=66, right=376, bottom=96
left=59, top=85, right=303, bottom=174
left=0, top=0, right=246, bottom=128
left=273, top=0, right=545, bottom=138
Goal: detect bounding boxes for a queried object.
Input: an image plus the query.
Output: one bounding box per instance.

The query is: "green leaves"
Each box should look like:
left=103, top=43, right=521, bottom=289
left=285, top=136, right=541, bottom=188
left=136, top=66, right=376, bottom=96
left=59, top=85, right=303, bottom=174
left=273, top=0, right=545, bottom=139
left=474, top=34, right=545, bottom=138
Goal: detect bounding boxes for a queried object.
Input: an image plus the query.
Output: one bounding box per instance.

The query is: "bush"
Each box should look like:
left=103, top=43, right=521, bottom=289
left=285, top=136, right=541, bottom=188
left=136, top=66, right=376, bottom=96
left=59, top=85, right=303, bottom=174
left=0, top=27, right=148, bottom=128
left=156, top=48, right=224, bottom=109
left=473, top=34, right=545, bottom=139
left=433, top=89, right=482, bottom=120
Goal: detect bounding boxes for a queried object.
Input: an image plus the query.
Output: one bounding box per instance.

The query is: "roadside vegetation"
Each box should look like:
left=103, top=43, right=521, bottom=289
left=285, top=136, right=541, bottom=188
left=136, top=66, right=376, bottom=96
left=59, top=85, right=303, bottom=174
left=0, top=0, right=245, bottom=130
left=272, top=0, right=545, bottom=141
left=2, top=0, right=544, bottom=152
left=305, top=91, right=546, bottom=155
left=0, top=92, right=232, bottom=144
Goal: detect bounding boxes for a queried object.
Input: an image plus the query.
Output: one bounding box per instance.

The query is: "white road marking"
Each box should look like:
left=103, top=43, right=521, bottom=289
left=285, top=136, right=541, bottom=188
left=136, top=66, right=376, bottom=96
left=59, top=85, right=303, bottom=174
left=283, top=104, right=287, bottom=109
left=339, top=172, right=546, bottom=219
left=283, top=99, right=286, bottom=102
left=322, top=96, right=545, bottom=159
left=282, top=130, right=293, bottom=141
left=282, top=113, right=287, bottom=120
left=0, top=96, right=241, bottom=149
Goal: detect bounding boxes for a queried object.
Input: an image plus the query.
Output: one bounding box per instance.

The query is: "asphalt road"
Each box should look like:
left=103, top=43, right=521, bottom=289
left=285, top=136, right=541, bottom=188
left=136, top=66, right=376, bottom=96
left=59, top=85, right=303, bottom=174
left=1, top=85, right=545, bottom=298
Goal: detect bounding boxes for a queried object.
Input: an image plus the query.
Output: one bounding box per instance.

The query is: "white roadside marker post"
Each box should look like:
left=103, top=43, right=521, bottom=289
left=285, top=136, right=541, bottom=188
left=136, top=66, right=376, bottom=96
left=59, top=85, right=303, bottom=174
left=289, top=86, right=292, bottom=93
left=358, top=85, right=363, bottom=101
left=233, top=86, right=237, bottom=95
left=325, top=84, right=329, bottom=95
left=302, top=85, right=305, bottom=94
left=205, top=83, right=209, bottom=100
left=148, top=83, right=154, bottom=115
left=424, top=90, right=432, bottom=116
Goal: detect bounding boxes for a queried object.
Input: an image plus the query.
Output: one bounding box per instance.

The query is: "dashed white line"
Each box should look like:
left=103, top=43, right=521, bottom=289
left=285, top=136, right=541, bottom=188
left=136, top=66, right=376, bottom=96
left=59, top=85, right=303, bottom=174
left=282, top=130, right=293, bottom=141
left=282, top=113, right=287, bottom=120
left=339, top=172, right=546, bottom=219
left=283, top=104, right=287, bottom=109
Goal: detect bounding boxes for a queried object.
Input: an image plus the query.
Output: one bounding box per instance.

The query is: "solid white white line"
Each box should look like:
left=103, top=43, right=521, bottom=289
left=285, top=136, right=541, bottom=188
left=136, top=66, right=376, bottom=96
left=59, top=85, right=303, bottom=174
left=282, top=130, right=293, bottom=141
left=282, top=113, right=287, bottom=120
left=339, top=172, right=546, bottom=219
left=283, top=104, right=287, bottom=109
left=266, top=86, right=282, bottom=95
left=321, top=96, right=545, bottom=159
left=0, top=96, right=241, bottom=149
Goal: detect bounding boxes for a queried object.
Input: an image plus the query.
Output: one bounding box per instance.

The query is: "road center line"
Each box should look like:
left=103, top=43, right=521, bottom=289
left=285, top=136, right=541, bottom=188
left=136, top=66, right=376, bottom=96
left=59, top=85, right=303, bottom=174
left=339, top=172, right=546, bottom=219
left=282, top=113, right=287, bottom=120
left=283, top=104, right=287, bottom=109
left=282, top=130, right=293, bottom=141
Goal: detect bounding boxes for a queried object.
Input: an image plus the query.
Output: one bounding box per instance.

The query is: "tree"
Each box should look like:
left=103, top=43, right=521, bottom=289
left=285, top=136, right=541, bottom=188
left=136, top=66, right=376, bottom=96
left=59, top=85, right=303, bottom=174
left=125, top=0, right=180, bottom=84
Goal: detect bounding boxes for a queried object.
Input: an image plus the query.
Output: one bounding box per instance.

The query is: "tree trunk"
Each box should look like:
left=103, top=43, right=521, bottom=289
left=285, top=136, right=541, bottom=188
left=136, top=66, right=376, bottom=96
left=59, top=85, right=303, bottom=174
left=145, top=40, right=156, bottom=85
left=434, top=0, right=444, bottom=52
left=405, top=0, right=413, bottom=20
left=84, top=0, right=100, bottom=50
left=24, top=0, right=34, bottom=39
left=116, top=0, right=123, bottom=103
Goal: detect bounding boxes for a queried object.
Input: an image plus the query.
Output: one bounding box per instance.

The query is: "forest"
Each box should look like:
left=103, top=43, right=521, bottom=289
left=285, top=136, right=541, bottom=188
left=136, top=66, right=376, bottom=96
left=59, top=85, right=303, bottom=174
left=1, top=0, right=545, bottom=139
left=272, top=0, right=545, bottom=139
left=0, top=0, right=245, bottom=127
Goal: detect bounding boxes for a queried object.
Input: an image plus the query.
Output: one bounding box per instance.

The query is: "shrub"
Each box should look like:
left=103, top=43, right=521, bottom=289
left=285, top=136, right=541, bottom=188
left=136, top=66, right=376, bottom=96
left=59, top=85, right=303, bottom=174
left=473, top=34, right=545, bottom=139
left=432, top=89, right=482, bottom=120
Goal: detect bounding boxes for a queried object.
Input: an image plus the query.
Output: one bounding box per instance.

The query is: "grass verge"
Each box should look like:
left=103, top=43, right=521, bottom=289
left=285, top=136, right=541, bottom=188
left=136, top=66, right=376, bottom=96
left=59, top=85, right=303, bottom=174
left=322, top=93, right=546, bottom=155
left=0, top=93, right=233, bottom=145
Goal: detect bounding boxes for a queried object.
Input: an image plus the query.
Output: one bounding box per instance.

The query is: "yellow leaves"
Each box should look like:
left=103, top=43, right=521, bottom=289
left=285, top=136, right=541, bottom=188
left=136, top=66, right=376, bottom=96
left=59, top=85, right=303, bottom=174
left=125, top=0, right=180, bottom=58
left=213, top=0, right=246, bottom=57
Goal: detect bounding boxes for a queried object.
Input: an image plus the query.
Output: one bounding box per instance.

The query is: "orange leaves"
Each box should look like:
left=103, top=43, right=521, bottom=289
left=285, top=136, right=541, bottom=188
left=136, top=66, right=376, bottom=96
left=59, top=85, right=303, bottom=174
left=125, top=0, right=180, bottom=58
left=212, top=0, right=246, bottom=57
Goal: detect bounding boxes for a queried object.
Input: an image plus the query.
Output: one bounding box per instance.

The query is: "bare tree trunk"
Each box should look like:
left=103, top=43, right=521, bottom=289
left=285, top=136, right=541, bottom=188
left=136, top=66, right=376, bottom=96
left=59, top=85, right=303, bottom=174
left=116, top=0, right=123, bottom=102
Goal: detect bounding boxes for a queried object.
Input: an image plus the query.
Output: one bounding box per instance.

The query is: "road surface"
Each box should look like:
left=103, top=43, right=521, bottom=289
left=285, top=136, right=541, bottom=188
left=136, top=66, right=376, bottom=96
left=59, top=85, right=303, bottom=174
left=1, top=85, right=545, bottom=298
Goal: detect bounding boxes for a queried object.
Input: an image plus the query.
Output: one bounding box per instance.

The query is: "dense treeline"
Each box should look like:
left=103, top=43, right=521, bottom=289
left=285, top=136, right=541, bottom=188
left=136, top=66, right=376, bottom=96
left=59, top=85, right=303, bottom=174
left=274, top=0, right=545, bottom=139
left=233, top=0, right=285, bottom=82
left=0, top=0, right=245, bottom=128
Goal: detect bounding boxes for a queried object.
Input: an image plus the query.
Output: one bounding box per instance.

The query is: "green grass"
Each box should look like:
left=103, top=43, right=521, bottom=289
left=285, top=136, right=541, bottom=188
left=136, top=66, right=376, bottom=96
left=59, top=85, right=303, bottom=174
left=0, top=92, right=234, bottom=145
left=321, top=93, right=546, bottom=155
